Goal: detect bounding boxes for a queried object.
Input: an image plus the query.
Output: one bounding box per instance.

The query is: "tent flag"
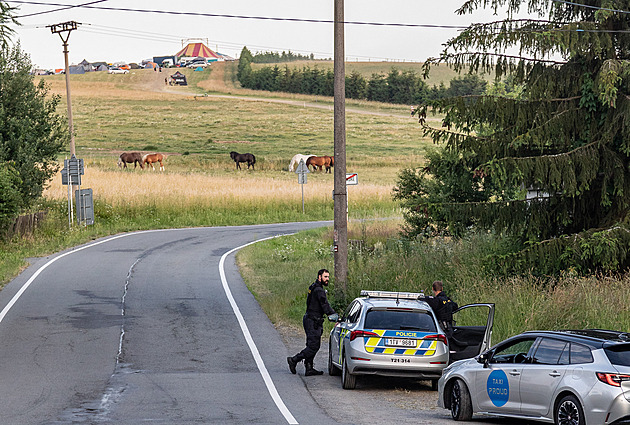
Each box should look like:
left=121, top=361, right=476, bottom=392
left=175, top=43, right=220, bottom=59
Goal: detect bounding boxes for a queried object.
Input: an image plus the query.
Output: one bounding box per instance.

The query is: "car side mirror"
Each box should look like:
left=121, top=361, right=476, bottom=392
left=477, top=351, right=491, bottom=368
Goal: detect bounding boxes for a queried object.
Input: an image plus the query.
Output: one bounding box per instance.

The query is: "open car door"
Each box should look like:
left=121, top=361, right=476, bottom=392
left=448, top=303, right=494, bottom=363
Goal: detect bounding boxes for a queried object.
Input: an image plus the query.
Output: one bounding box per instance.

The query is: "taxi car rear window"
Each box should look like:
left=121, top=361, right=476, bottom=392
left=605, top=344, right=630, bottom=366
left=364, top=309, right=436, bottom=332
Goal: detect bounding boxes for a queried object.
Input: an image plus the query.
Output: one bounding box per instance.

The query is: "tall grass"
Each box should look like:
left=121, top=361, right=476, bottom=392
left=237, top=224, right=630, bottom=342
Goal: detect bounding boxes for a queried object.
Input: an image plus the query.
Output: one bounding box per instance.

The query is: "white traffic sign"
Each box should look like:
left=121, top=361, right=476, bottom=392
left=346, top=173, right=358, bottom=185
left=295, top=159, right=310, bottom=174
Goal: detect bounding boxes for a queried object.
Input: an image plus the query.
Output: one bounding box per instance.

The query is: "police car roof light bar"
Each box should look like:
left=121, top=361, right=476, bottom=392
left=360, top=290, right=424, bottom=300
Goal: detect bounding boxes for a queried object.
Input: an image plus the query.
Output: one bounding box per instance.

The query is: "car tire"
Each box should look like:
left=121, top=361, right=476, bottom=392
left=328, top=341, right=341, bottom=376
left=341, top=353, right=356, bottom=389
left=555, top=394, right=585, bottom=425
left=450, top=379, right=473, bottom=421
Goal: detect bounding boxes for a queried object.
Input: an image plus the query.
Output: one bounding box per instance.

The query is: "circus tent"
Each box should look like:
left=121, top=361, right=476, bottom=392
left=175, top=43, right=221, bottom=60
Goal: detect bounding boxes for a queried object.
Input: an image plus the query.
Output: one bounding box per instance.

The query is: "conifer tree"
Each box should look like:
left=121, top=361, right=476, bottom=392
left=402, top=0, right=630, bottom=273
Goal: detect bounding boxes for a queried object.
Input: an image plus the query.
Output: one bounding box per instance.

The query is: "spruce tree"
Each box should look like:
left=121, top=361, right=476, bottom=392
left=403, top=0, right=630, bottom=274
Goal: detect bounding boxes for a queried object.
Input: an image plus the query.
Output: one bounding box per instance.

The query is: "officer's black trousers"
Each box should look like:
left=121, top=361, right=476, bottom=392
left=296, top=314, right=323, bottom=363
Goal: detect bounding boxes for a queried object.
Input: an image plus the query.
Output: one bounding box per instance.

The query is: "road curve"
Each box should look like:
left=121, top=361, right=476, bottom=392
left=0, top=222, right=338, bottom=425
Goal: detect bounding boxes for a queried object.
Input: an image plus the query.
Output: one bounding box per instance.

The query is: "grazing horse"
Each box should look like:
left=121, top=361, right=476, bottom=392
left=118, top=152, right=144, bottom=169
left=230, top=151, right=256, bottom=170
left=306, top=155, right=334, bottom=173
left=288, top=154, right=315, bottom=172
left=142, top=153, right=166, bottom=171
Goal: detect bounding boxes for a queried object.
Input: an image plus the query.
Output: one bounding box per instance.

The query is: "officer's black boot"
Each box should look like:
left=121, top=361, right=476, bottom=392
left=287, top=356, right=300, bottom=374
left=304, top=361, right=323, bottom=376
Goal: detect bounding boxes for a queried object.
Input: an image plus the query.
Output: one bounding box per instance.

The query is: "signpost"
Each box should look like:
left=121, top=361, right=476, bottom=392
left=60, top=154, right=92, bottom=227
left=295, top=159, right=310, bottom=213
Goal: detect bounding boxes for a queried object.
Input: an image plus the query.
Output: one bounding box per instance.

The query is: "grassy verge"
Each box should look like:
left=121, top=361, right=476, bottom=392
left=237, top=223, right=630, bottom=343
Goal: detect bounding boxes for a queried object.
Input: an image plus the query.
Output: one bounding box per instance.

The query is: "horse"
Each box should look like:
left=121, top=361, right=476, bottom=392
left=306, top=155, right=334, bottom=173
left=142, top=153, right=167, bottom=171
left=118, top=152, right=144, bottom=169
left=288, top=154, right=315, bottom=172
left=230, top=151, right=256, bottom=170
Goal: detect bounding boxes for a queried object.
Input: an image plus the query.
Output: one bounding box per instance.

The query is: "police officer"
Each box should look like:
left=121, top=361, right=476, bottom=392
left=287, top=269, right=338, bottom=376
left=422, top=280, right=458, bottom=336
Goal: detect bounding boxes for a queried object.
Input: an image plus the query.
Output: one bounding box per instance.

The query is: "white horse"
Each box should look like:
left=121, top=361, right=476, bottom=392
left=288, top=154, right=315, bottom=172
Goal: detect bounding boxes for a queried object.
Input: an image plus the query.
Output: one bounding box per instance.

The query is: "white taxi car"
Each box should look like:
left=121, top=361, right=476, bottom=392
left=438, top=329, right=630, bottom=424
left=328, top=290, right=494, bottom=389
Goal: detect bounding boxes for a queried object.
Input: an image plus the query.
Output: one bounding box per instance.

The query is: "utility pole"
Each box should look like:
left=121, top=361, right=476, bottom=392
left=333, top=0, right=348, bottom=294
left=48, top=21, right=78, bottom=156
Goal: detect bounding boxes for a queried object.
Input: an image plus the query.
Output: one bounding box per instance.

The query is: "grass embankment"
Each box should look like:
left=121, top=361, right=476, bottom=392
left=237, top=224, right=630, bottom=343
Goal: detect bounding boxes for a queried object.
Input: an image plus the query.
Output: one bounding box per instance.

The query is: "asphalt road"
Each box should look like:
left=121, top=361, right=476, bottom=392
left=0, top=223, right=539, bottom=425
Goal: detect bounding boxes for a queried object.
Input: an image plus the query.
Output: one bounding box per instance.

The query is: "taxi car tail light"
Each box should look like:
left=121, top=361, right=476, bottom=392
left=350, top=330, right=380, bottom=341
left=596, top=372, right=630, bottom=387
left=424, top=334, right=448, bottom=346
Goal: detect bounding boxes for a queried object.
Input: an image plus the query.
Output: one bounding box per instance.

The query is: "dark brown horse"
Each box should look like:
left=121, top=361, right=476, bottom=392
left=142, top=153, right=166, bottom=171
left=306, top=155, right=334, bottom=173
left=230, top=151, right=256, bottom=170
left=118, top=152, right=144, bottom=169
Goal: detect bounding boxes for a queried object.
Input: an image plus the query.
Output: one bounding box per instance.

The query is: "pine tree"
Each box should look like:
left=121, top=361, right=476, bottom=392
left=403, top=0, right=630, bottom=274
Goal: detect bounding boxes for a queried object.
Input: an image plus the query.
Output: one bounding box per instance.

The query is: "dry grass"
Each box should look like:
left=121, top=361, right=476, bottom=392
left=43, top=166, right=395, bottom=208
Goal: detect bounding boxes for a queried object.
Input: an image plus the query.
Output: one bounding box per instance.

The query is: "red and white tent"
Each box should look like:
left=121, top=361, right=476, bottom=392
left=175, top=43, right=221, bottom=60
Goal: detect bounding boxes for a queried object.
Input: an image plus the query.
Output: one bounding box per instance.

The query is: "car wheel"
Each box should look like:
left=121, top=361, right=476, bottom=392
left=555, top=394, right=585, bottom=425
left=450, top=379, right=473, bottom=421
left=341, top=353, right=356, bottom=389
left=328, top=341, right=341, bottom=376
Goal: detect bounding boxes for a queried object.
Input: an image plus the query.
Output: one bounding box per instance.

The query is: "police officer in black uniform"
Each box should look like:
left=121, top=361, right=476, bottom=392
left=287, top=269, right=338, bottom=376
left=422, top=280, right=458, bottom=337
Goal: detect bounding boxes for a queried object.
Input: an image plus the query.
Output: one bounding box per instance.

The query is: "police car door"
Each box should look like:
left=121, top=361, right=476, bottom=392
left=450, top=303, right=495, bottom=363
left=331, top=301, right=361, bottom=367
left=473, top=337, right=537, bottom=414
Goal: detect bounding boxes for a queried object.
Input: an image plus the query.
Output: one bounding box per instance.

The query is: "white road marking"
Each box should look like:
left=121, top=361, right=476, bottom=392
left=0, top=232, right=138, bottom=324
left=219, top=235, right=299, bottom=425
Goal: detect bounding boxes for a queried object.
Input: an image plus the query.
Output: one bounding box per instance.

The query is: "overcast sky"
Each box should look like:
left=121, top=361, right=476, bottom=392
left=6, top=0, right=523, bottom=69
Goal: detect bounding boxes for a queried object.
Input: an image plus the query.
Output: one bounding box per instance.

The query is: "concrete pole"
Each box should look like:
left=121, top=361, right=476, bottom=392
left=333, top=0, right=348, bottom=294
left=62, top=38, right=75, bottom=156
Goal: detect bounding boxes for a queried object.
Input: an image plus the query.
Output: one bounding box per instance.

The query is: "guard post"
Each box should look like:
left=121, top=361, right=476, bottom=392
left=295, top=159, right=310, bottom=213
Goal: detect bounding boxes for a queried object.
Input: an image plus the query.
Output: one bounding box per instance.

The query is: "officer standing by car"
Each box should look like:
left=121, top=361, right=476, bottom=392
left=422, top=280, right=458, bottom=337
left=287, top=269, right=338, bottom=376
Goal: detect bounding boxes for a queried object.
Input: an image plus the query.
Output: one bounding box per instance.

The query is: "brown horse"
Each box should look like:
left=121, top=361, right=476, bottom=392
left=306, top=155, right=334, bottom=173
left=142, top=153, right=166, bottom=171
left=118, top=152, right=144, bottom=169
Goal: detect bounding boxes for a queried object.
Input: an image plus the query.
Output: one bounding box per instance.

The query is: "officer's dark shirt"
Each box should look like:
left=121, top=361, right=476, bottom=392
left=423, top=291, right=458, bottom=322
left=305, top=281, right=335, bottom=319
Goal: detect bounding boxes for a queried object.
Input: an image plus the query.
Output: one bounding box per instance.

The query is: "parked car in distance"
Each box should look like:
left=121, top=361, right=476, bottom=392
left=108, top=67, right=129, bottom=74
left=187, top=61, right=209, bottom=68
left=438, top=329, right=630, bottom=424
left=328, top=290, right=494, bottom=390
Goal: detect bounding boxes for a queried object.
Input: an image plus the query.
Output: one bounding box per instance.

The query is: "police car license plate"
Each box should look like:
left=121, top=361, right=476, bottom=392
left=385, top=338, right=417, bottom=348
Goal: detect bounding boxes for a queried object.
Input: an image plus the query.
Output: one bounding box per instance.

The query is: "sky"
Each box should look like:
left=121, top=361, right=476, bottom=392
left=5, top=0, right=523, bottom=69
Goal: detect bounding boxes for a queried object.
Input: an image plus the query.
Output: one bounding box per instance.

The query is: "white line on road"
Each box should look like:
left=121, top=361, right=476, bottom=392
left=219, top=235, right=299, bottom=425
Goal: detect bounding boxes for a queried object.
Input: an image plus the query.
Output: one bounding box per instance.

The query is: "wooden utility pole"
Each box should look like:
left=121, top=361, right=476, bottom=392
left=48, top=21, right=78, bottom=156
left=333, top=0, right=348, bottom=293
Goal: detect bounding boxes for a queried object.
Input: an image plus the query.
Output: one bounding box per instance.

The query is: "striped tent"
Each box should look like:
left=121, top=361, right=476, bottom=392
left=175, top=43, right=220, bottom=59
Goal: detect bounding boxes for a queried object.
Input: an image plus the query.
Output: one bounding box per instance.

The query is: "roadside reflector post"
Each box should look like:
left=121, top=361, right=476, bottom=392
left=295, top=159, right=309, bottom=214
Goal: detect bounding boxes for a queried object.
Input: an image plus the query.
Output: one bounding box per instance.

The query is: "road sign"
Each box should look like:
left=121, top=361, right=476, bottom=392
left=346, top=173, right=358, bottom=185
left=298, top=173, right=307, bottom=184
left=295, top=159, right=310, bottom=175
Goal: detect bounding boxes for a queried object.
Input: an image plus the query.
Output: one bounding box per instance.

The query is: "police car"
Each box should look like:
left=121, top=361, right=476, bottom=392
left=437, top=329, right=630, bottom=424
left=328, top=290, right=494, bottom=389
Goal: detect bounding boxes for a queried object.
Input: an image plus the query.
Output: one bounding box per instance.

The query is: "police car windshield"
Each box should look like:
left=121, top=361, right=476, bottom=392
left=364, top=309, right=437, bottom=332
left=605, top=344, right=630, bottom=367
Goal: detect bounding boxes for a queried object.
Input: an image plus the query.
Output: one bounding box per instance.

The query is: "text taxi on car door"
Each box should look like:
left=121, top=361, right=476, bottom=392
left=328, top=290, right=494, bottom=389
left=438, top=329, right=630, bottom=425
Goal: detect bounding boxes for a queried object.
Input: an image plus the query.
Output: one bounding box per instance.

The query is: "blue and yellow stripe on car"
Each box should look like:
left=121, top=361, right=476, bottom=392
left=363, top=329, right=438, bottom=356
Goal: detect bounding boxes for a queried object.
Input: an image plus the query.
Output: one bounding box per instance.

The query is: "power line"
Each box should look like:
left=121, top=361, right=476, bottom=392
left=16, top=0, right=109, bottom=18
left=550, top=0, right=630, bottom=14
left=7, top=0, right=471, bottom=29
